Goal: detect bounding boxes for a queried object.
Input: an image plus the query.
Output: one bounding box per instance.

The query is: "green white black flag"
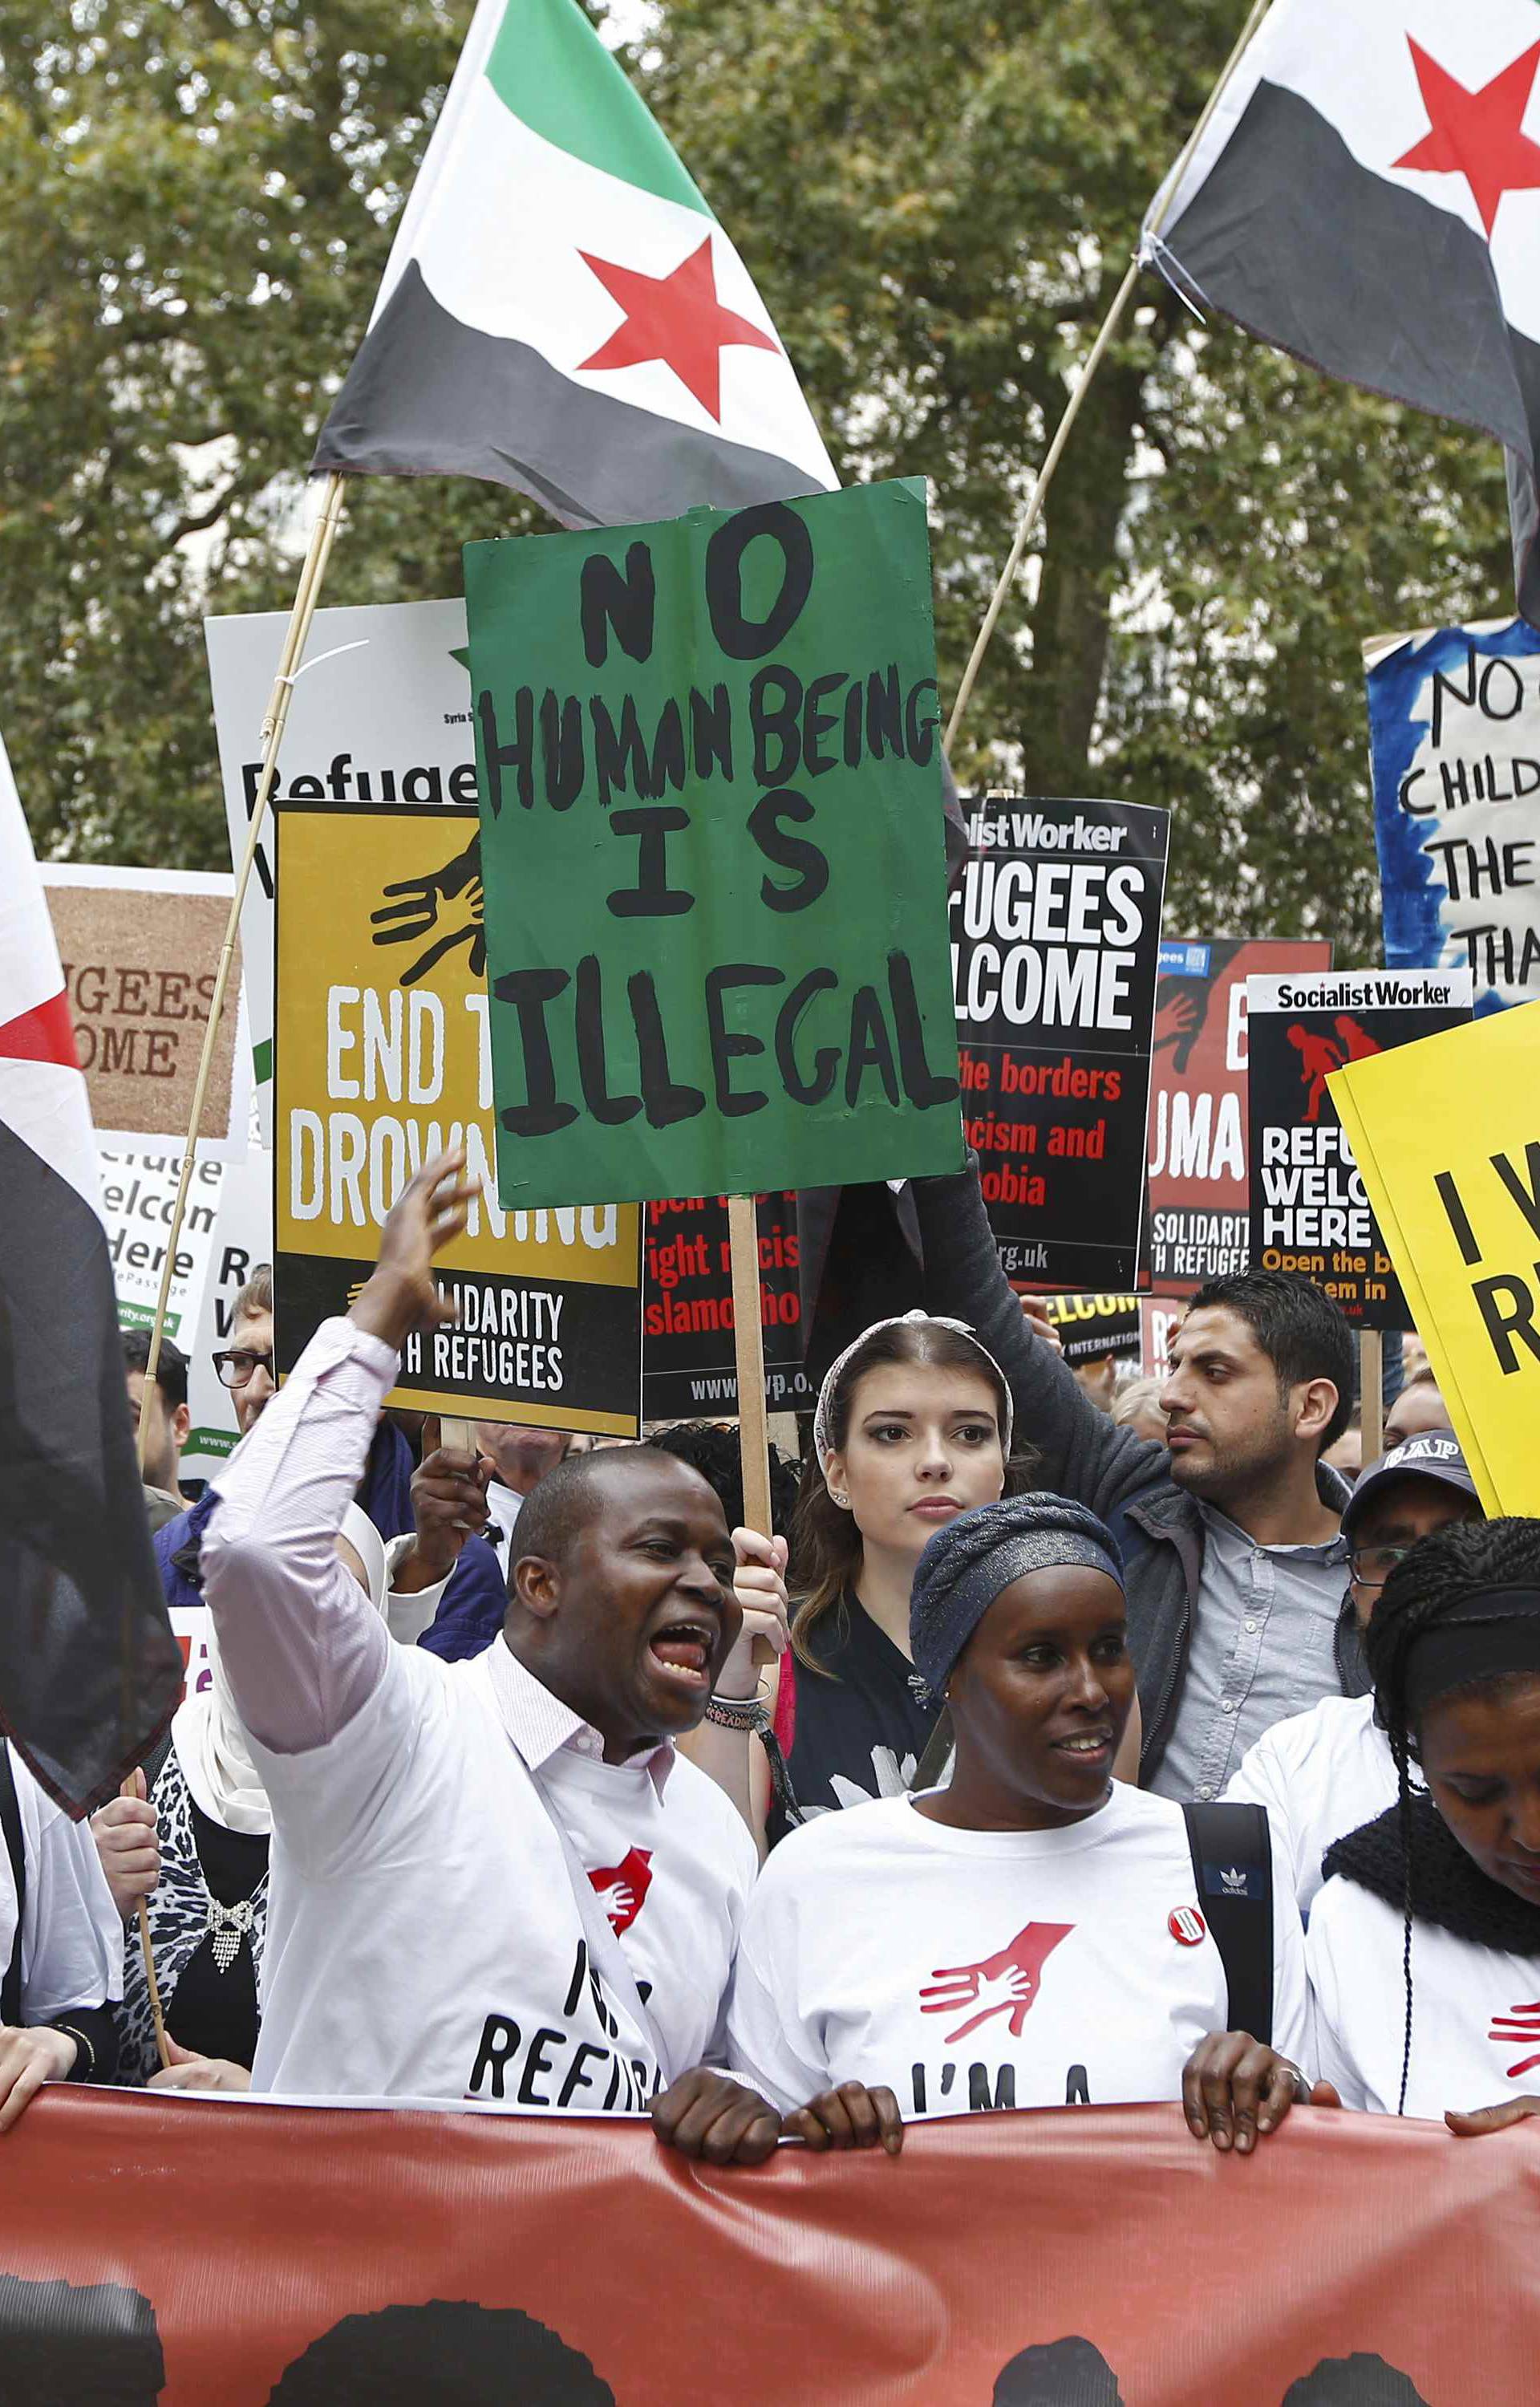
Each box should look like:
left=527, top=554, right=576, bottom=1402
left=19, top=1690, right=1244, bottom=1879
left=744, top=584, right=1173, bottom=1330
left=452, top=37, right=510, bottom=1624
left=314, top=0, right=837, bottom=526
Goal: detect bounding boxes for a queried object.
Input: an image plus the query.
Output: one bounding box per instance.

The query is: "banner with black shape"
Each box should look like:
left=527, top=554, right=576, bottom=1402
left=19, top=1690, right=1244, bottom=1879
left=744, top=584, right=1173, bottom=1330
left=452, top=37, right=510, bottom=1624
left=6, top=2091, right=1540, bottom=2404
left=1147, top=936, right=1333, bottom=1295
left=1245, top=968, right=1473, bottom=1329
left=644, top=1191, right=812, bottom=1419
left=950, top=797, right=1170, bottom=1289
left=273, top=802, right=643, bottom=1433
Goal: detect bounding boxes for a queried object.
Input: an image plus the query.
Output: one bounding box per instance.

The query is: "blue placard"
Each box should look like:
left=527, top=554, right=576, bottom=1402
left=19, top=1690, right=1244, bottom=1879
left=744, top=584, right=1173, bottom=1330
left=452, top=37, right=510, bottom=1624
left=1366, top=619, right=1540, bottom=1016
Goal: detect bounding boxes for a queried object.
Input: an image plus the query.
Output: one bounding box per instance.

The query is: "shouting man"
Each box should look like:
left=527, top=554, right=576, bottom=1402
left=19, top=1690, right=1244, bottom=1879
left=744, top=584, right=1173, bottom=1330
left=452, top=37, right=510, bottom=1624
left=198, top=1151, right=783, bottom=2163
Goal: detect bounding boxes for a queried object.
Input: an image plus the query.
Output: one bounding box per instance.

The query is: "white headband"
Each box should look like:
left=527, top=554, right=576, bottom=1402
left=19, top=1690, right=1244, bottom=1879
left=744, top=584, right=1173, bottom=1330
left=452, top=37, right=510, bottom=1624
left=812, top=1309, right=1016, bottom=1471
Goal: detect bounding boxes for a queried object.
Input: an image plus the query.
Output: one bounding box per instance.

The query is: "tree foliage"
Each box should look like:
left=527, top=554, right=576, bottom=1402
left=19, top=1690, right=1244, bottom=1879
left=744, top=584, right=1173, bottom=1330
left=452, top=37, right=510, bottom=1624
left=0, top=0, right=1514, bottom=954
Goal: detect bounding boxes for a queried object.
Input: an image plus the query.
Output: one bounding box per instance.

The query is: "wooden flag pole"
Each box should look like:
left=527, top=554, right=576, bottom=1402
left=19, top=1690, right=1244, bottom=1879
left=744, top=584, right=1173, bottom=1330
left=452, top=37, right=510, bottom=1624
left=134, top=470, right=349, bottom=1465
left=1361, top=1329, right=1384, bottom=1470
left=727, top=1194, right=774, bottom=1540
left=127, top=470, right=346, bottom=2053
left=942, top=0, right=1274, bottom=755
left=727, top=1194, right=778, bottom=1670
left=138, top=1899, right=172, bottom=2072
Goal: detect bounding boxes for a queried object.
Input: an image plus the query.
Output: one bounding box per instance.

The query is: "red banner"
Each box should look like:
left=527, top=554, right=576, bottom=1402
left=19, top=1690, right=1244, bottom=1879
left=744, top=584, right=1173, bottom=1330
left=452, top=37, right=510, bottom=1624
left=3, top=2094, right=1537, bottom=2401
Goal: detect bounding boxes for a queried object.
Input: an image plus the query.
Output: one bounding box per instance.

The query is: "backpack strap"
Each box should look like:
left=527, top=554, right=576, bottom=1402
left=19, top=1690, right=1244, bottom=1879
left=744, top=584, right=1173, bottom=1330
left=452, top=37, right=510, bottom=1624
left=1182, top=1799, right=1274, bottom=2048
left=1, top=1746, right=25, bottom=2028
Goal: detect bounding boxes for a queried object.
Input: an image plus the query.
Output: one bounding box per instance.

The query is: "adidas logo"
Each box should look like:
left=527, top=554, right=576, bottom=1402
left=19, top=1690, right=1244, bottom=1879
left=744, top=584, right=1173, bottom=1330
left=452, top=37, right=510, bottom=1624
left=1220, top=1866, right=1249, bottom=1896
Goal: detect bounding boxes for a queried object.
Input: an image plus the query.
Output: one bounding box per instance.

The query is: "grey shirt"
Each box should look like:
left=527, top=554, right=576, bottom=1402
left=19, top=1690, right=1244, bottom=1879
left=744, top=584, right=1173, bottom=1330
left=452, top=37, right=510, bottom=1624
left=1150, top=1502, right=1349, bottom=1803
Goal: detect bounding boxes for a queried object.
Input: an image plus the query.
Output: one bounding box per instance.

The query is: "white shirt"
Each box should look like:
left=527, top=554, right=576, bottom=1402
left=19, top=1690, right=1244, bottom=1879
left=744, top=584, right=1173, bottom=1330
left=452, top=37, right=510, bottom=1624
left=727, top=1781, right=1311, bottom=2120
left=1308, top=1877, right=1540, bottom=2120
left=201, top=1318, right=757, bottom=2109
left=1225, top=1694, right=1400, bottom=1916
left=1, top=1744, right=124, bottom=2022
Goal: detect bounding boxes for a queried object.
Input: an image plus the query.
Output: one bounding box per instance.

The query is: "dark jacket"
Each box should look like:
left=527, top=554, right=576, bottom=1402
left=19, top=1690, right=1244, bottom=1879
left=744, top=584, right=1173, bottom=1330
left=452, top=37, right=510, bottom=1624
left=418, top=1536, right=507, bottom=1662
left=909, top=1161, right=1352, bottom=1784
left=154, top=1419, right=419, bottom=1612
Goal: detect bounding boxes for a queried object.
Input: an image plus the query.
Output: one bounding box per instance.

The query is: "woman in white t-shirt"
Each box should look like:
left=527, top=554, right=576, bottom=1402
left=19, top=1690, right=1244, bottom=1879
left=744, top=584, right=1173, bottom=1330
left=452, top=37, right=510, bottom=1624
left=727, top=1493, right=1319, bottom=2152
left=1307, top=1516, right=1540, bottom=2129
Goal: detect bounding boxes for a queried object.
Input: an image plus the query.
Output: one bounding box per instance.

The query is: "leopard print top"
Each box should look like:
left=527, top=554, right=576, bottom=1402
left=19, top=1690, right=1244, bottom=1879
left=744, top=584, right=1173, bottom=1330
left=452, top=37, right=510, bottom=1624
left=118, top=1744, right=270, bottom=2085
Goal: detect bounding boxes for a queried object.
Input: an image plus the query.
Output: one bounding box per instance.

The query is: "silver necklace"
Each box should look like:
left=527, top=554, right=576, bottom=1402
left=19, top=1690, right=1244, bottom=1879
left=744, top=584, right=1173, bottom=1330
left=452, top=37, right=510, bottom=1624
left=205, top=1894, right=257, bottom=1975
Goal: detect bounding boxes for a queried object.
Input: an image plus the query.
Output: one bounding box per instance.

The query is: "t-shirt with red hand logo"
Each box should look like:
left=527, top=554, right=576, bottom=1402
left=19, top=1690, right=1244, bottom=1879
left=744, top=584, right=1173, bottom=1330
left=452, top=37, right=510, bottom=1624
left=727, top=1779, right=1311, bottom=2121
left=1308, top=1877, right=1540, bottom=2118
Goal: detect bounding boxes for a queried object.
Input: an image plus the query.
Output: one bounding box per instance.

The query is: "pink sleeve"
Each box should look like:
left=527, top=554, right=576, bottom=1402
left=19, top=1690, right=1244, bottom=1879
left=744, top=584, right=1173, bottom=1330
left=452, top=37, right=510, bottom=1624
left=199, top=1318, right=399, bottom=1756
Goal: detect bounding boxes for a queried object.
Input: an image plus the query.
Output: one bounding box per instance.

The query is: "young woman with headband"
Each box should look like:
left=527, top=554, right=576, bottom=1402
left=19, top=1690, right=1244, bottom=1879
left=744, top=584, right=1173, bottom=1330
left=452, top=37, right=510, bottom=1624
left=727, top=1492, right=1319, bottom=2147
left=681, top=1309, right=1042, bottom=1849
left=1307, top=1516, right=1540, bottom=2126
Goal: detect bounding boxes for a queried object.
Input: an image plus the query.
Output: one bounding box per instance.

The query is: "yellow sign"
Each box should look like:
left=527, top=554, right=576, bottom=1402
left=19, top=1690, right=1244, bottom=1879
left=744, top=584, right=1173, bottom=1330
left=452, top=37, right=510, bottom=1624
left=1329, top=1003, right=1540, bottom=1512
left=274, top=803, right=642, bottom=1432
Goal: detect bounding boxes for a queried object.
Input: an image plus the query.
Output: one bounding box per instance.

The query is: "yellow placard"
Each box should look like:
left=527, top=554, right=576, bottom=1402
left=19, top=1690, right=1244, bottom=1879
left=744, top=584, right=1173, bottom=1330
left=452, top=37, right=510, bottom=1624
left=274, top=803, right=642, bottom=1433
left=1328, top=1002, right=1540, bottom=1513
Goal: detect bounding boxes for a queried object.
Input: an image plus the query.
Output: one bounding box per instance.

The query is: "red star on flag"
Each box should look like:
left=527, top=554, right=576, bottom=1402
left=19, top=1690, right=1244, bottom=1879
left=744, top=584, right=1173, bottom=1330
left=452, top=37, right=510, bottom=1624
left=1394, top=37, right=1540, bottom=239
left=0, top=990, right=78, bottom=1070
left=578, top=234, right=780, bottom=420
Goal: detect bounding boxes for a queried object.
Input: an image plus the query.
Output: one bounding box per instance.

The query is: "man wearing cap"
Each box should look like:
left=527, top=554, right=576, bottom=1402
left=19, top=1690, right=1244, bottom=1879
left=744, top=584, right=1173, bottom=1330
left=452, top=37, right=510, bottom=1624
left=1226, top=1432, right=1483, bottom=1914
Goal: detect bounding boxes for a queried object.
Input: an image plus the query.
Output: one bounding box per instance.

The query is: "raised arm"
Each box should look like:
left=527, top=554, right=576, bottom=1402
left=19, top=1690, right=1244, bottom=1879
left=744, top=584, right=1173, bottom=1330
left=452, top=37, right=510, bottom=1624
left=909, top=1157, right=1169, bottom=1523
left=201, top=1151, right=478, bottom=1757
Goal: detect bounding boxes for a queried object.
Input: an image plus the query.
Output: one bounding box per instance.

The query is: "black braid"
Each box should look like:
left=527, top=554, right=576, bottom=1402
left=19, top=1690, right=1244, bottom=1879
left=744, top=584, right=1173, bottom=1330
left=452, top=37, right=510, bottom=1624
left=1363, top=1517, right=1540, bottom=2116
left=1393, top=1741, right=1416, bottom=2118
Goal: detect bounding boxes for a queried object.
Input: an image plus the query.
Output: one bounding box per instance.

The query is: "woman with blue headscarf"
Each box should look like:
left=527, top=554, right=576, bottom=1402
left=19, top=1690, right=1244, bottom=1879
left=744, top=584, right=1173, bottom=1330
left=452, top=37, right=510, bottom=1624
left=727, top=1493, right=1324, bottom=2151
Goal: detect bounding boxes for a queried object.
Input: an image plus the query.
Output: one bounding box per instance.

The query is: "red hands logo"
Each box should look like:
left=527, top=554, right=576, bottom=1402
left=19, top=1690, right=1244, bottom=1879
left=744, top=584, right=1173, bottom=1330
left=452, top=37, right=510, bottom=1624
left=1489, top=1998, right=1540, bottom=2079
left=588, top=1847, right=654, bottom=1937
left=919, top=1922, right=1074, bottom=2045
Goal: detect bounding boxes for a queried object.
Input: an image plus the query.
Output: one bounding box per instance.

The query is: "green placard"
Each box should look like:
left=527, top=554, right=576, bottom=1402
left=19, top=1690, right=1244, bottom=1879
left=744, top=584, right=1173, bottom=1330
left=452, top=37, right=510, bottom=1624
left=465, top=481, right=964, bottom=1208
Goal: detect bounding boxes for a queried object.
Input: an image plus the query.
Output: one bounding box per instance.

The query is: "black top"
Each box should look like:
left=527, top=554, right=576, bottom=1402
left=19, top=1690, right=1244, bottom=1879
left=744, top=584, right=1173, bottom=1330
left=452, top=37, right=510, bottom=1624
left=164, top=1800, right=268, bottom=2069
left=1325, top=1792, right=1540, bottom=1954
left=773, top=1590, right=940, bottom=1846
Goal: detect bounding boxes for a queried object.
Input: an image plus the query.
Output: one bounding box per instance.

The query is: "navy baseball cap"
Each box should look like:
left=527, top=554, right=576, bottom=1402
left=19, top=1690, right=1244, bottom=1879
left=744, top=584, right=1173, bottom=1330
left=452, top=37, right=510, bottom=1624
left=1342, top=1430, right=1479, bottom=1537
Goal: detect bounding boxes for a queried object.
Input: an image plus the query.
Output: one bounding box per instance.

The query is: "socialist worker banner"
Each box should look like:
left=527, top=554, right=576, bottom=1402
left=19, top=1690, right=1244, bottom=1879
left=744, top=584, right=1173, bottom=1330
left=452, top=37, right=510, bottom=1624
left=1147, top=937, right=1332, bottom=1297
left=4, top=2092, right=1538, bottom=2404
left=1246, top=968, right=1473, bottom=1329
left=950, top=796, right=1169, bottom=1289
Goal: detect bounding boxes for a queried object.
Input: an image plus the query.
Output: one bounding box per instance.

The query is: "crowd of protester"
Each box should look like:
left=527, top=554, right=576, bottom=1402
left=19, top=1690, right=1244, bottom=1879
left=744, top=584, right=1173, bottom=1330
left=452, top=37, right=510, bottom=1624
left=8, top=1143, right=1540, bottom=2174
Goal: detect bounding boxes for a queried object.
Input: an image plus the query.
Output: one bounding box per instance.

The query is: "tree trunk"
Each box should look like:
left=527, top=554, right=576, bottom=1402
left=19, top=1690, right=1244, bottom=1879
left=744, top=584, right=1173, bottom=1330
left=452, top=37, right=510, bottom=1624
left=1015, top=350, right=1146, bottom=798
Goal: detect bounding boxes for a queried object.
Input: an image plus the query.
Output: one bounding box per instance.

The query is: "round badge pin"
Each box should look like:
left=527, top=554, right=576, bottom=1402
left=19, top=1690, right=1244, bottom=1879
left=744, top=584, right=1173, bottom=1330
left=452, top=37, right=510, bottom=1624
left=1169, top=1904, right=1206, bottom=1946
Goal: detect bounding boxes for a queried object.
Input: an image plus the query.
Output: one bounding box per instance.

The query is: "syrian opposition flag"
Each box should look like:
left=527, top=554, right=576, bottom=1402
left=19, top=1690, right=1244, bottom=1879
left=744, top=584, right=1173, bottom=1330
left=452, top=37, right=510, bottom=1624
left=0, top=740, right=180, bottom=1814
left=313, top=0, right=837, bottom=526
left=1144, top=0, right=1540, bottom=623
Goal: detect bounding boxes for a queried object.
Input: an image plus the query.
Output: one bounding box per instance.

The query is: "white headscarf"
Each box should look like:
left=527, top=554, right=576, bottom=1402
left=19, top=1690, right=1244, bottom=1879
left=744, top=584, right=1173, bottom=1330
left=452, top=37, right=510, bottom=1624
left=172, top=1504, right=387, bottom=1837
left=812, top=1309, right=1016, bottom=1472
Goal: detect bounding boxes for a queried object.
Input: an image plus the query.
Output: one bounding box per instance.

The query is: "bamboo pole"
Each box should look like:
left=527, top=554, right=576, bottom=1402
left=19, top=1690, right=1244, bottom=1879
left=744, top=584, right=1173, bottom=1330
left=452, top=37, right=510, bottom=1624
left=126, top=469, right=347, bottom=2048
left=138, top=1899, right=172, bottom=2072
left=943, top=0, right=1275, bottom=754
left=134, top=470, right=349, bottom=1463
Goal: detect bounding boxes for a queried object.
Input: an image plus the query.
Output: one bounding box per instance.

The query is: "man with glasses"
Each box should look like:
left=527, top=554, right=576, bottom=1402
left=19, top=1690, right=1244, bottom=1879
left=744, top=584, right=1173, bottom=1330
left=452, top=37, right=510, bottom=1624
left=1226, top=1431, right=1484, bottom=1914
left=152, top=1268, right=278, bottom=1613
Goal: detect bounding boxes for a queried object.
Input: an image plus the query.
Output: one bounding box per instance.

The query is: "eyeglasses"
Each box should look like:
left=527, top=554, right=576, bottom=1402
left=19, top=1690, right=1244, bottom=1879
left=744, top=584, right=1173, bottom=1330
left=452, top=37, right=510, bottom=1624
left=213, top=1347, right=274, bottom=1391
left=1348, top=1543, right=1418, bottom=1587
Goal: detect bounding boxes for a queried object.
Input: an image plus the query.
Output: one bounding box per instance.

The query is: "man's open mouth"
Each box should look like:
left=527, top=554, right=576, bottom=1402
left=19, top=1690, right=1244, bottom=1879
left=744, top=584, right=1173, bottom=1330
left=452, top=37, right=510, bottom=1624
left=647, top=1620, right=717, bottom=1690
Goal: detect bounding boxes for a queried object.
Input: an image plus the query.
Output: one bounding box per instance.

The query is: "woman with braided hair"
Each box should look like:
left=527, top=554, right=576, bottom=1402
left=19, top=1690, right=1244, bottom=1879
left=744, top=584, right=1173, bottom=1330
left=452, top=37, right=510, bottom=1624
left=1307, top=1516, right=1540, bottom=2127
left=727, top=1491, right=1320, bottom=2150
